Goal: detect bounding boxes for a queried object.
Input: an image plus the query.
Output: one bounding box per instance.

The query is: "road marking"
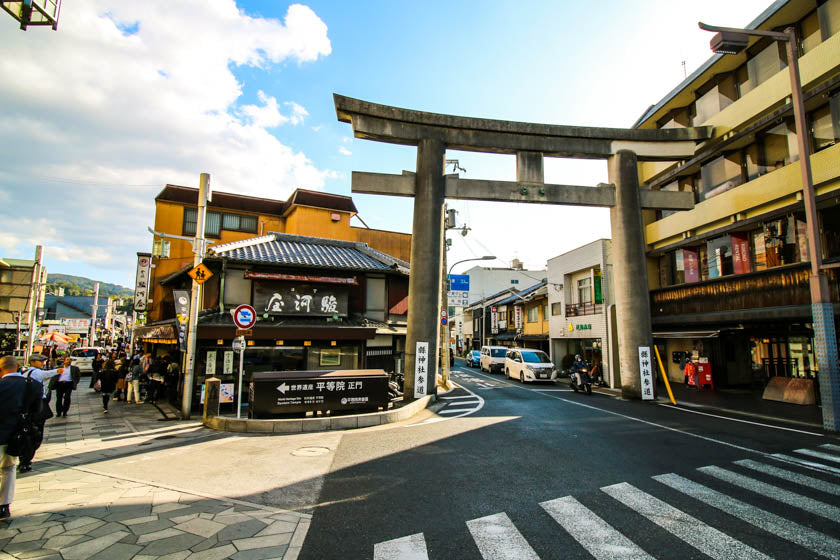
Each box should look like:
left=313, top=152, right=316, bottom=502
left=656, top=404, right=824, bottom=436
left=601, top=482, right=771, bottom=560
left=822, top=443, right=840, bottom=452
left=438, top=408, right=479, bottom=415
left=441, top=395, right=479, bottom=400
left=655, top=472, right=840, bottom=559
left=540, top=496, right=653, bottom=560
left=794, top=448, right=840, bottom=464
left=373, top=533, right=429, bottom=560
left=770, top=453, right=840, bottom=476
left=466, top=512, right=540, bottom=560
left=699, top=465, right=840, bottom=522
left=735, top=459, right=840, bottom=495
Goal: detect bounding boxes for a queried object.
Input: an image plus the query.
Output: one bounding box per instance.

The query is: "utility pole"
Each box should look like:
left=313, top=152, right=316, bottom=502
left=89, top=282, right=99, bottom=346
left=182, top=172, right=210, bottom=419
left=23, top=245, right=42, bottom=363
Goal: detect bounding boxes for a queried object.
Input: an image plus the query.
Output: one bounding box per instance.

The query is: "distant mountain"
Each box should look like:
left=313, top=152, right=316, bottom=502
left=47, top=273, right=134, bottom=298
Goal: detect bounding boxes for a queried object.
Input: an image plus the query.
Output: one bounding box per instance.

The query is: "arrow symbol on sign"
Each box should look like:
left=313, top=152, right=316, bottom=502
left=277, top=383, right=288, bottom=394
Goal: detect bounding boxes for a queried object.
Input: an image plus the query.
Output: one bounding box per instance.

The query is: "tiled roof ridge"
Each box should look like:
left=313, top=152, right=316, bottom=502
left=209, top=233, right=278, bottom=254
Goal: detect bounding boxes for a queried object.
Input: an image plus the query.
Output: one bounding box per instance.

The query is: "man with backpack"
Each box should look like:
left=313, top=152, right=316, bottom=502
left=0, top=355, right=44, bottom=520
left=18, top=354, right=63, bottom=472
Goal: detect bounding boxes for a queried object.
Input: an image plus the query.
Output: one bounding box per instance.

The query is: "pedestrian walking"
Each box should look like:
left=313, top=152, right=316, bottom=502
left=147, top=358, right=165, bottom=404
left=113, top=359, right=127, bottom=401
left=126, top=358, right=142, bottom=404
left=0, top=355, right=44, bottom=520
left=51, top=356, right=80, bottom=418
left=97, top=360, right=117, bottom=413
left=18, top=354, right=63, bottom=473
left=89, top=353, right=104, bottom=390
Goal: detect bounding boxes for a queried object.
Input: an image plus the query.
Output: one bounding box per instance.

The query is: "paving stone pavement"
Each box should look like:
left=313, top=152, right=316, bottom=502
left=1, top=385, right=311, bottom=560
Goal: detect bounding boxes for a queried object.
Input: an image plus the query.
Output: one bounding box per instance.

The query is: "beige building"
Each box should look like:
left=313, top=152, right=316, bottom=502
left=0, top=257, right=46, bottom=348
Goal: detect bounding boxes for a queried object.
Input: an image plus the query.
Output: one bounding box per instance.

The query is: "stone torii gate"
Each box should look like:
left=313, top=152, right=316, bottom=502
left=335, top=94, right=713, bottom=400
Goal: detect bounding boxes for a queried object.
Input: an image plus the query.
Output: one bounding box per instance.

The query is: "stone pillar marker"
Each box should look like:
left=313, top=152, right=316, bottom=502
left=608, top=150, right=652, bottom=399
left=403, top=138, right=446, bottom=400
left=203, top=377, right=220, bottom=423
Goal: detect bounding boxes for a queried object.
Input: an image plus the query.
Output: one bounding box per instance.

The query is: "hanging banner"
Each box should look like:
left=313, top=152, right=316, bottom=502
left=491, top=307, right=499, bottom=334
left=594, top=269, right=603, bottom=304
left=206, top=350, right=217, bottom=375
left=133, top=252, right=152, bottom=312
left=796, top=219, right=810, bottom=263
left=173, top=289, right=190, bottom=351
left=683, top=248, right=700, bottom=283
left=514, top=305, right=523, bottom=330
left=223, top=350, right=234, bottom=374
left=414, top=341, right=429, bottom=398
left=732, top=233, right=751, bottom=274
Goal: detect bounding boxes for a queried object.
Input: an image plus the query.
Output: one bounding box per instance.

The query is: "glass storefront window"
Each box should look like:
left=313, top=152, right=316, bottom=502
left=706, top=236, right=733, bottom=278
left=306, top=345, right=359, bottom=370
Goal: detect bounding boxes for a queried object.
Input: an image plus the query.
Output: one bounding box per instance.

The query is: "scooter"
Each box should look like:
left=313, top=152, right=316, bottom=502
left=569, top=367, right=592, bottom=395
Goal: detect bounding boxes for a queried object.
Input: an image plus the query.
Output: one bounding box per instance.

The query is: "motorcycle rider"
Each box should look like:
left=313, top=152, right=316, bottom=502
left=571, top=354, right=590, bottom=386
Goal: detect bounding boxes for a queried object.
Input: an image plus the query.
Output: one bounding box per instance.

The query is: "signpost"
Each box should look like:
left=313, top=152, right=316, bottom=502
left=231, top=304, right=256, bottom=418
left=188, top=263, right=213, bottom=284
left=639, top=347, right=654, bottom=400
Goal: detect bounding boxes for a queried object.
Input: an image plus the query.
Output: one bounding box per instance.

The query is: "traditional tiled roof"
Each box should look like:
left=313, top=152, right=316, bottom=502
left=207, top=233, right=408, bottom=274
left=495, top=280, right=547, bottom=305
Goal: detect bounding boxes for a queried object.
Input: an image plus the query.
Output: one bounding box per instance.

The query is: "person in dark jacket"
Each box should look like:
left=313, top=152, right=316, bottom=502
left=50, top=356, right=81, bottom=417
left=98, top=360, right=118, bottom=413
left=0, top=355, right=44, bottom=520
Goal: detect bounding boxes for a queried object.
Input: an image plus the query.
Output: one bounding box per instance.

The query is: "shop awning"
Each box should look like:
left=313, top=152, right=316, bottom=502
left=133, top=322, right=179, bottom=344
left=652, top=330, right=720, bottom=339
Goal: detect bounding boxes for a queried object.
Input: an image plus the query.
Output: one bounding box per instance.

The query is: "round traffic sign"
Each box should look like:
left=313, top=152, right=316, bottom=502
left=233, top=304, right=256, bottom=329
left=440, top=310, right=447, bottom=318
left=441, top=317, right=448, bottom=326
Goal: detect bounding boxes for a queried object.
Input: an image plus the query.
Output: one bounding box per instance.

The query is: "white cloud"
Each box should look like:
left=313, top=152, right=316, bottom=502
left=338, top=147, right=352, bottom=156
left=0, top=0, right=332, bottom=284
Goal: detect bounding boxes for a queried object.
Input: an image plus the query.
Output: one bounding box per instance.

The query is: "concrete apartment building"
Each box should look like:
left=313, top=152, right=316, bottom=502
left=637, top=0, right=840, bottom=394
left=547, top=239, right=617, bottom=386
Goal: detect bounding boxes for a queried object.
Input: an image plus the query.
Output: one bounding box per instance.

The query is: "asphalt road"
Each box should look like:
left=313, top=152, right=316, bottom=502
left=300, top=361, right=840, bottom=560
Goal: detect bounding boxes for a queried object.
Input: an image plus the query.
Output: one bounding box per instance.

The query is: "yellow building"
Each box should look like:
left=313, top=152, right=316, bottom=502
left=636, top=0, right=840, bottom=388
left=148, top=185, right=411, bottom=323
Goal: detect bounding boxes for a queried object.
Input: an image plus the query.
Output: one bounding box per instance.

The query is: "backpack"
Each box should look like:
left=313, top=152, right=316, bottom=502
left=6, top=375, right=40, bottom=457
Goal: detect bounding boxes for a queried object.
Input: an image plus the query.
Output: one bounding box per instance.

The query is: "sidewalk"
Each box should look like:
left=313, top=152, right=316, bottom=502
left=1, top=386, right=311, bottom=560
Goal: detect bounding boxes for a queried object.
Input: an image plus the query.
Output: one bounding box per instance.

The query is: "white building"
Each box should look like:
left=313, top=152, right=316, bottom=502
left=547, top=239, right=618, bottom=387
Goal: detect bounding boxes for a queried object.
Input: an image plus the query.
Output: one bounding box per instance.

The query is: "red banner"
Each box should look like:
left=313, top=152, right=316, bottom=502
left=683, top=248, right=699, bottom=283
left=732, top=233, right=751, bottom=274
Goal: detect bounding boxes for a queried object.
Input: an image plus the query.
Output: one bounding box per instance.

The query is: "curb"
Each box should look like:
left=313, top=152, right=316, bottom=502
left=203, top=394, right=437, bottom=434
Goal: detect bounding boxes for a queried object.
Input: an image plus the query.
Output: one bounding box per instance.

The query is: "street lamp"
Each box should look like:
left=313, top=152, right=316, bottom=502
left=441, top=255, right=495, bottom=385
left=699, top=21, right=840, bottom=432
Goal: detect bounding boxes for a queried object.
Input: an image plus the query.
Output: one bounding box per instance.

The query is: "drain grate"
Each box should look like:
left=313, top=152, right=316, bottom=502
left=291, top=446, right=331, bottom=457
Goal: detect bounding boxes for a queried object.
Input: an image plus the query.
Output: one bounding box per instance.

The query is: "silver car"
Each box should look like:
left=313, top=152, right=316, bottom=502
left=70, top=347, right=104, bottom=373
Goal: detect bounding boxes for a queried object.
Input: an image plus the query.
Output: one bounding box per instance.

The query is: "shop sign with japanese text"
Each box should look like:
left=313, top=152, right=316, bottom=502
left=133, top=253, right=152, bottom=312
left=254, top=282, right=348, bottom=317
left=638, top=346, right=654, bottom=400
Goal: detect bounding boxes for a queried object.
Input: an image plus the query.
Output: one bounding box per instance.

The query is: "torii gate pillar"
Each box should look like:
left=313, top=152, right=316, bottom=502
left=405, top=139, right=446, bottom=398
left=609, top=150, right=652, bottom=399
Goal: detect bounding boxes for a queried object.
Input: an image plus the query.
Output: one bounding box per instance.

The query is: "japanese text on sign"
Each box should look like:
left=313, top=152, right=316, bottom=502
left=254, top=282, right=348, bottom=317
left=133, top=253, right=152, bottom=312
left=414, top=341, right=428, bottom=398
left=639, top=346, right=654, bottom=401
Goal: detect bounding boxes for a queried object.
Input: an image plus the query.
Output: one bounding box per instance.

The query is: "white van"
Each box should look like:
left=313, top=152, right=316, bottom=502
left=504, top=348, right=556, bottom=383
left=70, top=347, right=105, bottom=373
left=480, top=345, right=508, bottom=374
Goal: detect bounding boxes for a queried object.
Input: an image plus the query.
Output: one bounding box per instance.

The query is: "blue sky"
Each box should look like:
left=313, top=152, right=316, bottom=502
left=0, top=0, right=771, bottom=287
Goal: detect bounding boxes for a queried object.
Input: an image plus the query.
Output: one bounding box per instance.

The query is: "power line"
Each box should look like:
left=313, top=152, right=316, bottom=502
left=8, top=174, right=162, bottom=188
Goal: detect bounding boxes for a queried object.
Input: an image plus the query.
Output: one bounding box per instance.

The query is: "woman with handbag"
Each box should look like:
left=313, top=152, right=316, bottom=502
left=97, top=360, right=118, bottom=413
left=0, top=355, right=44, bottom=520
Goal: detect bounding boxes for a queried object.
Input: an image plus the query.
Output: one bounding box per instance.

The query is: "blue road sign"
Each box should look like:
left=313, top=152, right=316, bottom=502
left=449, top=274, right=470, bottom=292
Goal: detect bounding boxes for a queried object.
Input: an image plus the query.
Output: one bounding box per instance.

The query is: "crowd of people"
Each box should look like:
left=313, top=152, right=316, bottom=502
left=0, top=347, right=181, bottom=522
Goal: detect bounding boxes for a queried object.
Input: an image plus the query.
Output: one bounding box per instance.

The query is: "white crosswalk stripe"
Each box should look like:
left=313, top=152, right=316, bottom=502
left=601, top=482, right=771, bottom=560
left=540, top=496, right=654, bottom=560
left=771, top=453, right=840, bottom=475
left=699, top=465, right=840, bottom=522
left=794, top=448, right=840, bottom=464
left=465, top=512, right=540, bottom=560
left=373, top=446, right=840, bottom=559
left=735, top=458, right=840, bottom=495
left=654, top=473, right=840, bottom=558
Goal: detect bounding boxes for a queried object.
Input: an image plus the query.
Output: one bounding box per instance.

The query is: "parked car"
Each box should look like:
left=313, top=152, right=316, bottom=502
left=70, top=346, right=105, bottom=373
left=480, top=345, right=508, bottom=374
left=466, top=350, right=481, bottom=368
left=505, top=348, right=556, bottom=383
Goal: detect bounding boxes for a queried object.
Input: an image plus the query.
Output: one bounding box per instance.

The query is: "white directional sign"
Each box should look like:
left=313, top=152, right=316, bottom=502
left=414, top=341, right=429, bottom=398
left=447, top=290, right=469, bottom=306
left=639, top=346, right=654, bottom=400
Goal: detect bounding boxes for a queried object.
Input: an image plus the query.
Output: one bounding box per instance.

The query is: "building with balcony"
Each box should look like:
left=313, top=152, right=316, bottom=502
left=547, top=240, right=616, bottom=386
left=636, top=0, right=840, bottom=390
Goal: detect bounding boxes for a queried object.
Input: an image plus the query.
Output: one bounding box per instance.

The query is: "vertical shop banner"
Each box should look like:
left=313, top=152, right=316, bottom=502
left=223, top=351, right=234, bottom=374
left=206, top=350, right=217, bottom=375
left=173, top=289, right=190, bottom=351
left=796, top=219, right=810, bottom=262
left=594, top=269, right=603, bottom=304
left=514, top=305, right=523, bottom=330
left=732, top=233, right=751, bottom=274
left=133, top=253, right=152, bottom=312
left=414, top=341, right=429, bottom=398
left=683, top=248, right=699, bottom=283
left=491, top=307, right=499, bottom=334
left=638, top=346, right=654, bottom=400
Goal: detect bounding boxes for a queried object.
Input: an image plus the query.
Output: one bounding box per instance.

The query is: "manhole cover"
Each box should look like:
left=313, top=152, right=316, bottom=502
left=291, top=446, right=331, bottom=457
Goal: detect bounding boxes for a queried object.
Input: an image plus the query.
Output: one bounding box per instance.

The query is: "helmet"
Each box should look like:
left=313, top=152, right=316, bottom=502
left=575, top=354, right=582, bottom=361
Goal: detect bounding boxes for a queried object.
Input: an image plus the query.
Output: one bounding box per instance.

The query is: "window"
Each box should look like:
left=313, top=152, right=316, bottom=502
left=577, top=278, right=592, bottom=304
left=182, top=207, right=197, bottom=236
left=810, top=92, right=840, bottom=151
left=0, top=296, right=9, bottom=308
left=801, top=9, right=823, bottom=54
left=543, top=304, right=548, bottom=320
left=706, top=236, right=733, bottom=278
left=699, top=153, right=742, bottom=200
left=551, top=302, right=562, bottom=316
left=737, top=40, right=785, bottom=97
left=510, top=279, right=519, bottom=285
left=222, top=213, right=258, bottom=233
left=819, top=0, right=840, bottom=39
left=0, top=270, right=12, bottom=284
left=527, top=307, right=539, bottom=322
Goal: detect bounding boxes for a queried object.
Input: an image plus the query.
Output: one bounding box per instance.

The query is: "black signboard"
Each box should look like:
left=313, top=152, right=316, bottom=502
left=249, top=369, right=389, bottom=418
left=253, top=282, right=348, bottom=317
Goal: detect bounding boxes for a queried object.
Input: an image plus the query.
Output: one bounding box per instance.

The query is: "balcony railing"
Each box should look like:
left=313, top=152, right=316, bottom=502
left=565, top=302, right=603, bottom=317
left=650, top=263, right=840, bottom=317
